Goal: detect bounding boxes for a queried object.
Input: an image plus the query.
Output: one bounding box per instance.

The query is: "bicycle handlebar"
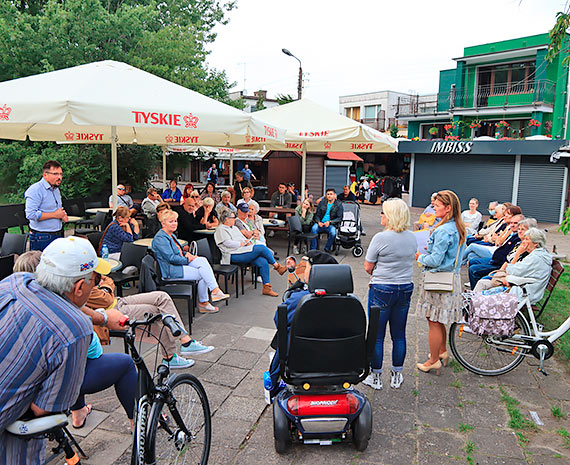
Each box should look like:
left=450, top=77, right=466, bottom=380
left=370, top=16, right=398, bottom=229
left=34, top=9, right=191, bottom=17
left=119, top=313, right=182, bottom=337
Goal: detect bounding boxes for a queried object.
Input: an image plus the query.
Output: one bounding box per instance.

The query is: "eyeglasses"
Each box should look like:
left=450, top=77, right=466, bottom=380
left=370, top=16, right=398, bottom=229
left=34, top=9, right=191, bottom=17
left=94, top=272, right=102, bottom=286
left=190, top=194, right=200, bottom=198
left=380, top=212, right=385, bottom=215
left=118, top=187, right=125, bottom=191
left=46, top=171, right=63, bottom=177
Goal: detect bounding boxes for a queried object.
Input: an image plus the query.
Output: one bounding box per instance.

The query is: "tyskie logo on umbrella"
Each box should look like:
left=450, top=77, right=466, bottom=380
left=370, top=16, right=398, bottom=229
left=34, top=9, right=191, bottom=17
left=0, top=104, right=11, bottom=121
left=132, top=110, right=200, bottom=128
left=165, top=134, right=199, bottom=144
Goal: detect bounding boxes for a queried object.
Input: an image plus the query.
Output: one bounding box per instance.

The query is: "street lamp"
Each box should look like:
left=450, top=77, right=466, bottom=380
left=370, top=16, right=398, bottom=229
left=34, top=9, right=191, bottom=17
left=282, top=48, right=302, bottom=100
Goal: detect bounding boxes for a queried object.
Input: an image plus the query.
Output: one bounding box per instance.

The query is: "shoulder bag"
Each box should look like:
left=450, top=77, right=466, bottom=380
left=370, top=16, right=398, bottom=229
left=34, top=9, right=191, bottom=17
left=422, top=239, right=461, bottom=292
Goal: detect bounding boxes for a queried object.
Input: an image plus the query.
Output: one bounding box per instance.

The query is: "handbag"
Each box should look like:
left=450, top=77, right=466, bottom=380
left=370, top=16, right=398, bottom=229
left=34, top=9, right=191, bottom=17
left=422, top=239, right=461, bottom=292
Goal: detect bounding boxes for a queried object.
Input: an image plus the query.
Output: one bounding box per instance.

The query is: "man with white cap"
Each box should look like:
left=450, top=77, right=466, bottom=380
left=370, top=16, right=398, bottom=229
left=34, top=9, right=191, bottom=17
left=0, top=236, right=110, bottom=464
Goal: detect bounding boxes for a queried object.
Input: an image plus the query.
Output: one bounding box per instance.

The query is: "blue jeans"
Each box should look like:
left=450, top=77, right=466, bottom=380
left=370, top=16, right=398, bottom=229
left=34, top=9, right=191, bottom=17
left=231, top=244, right=276, bottom=284
left=29, top=231, right=62, bottom=251
left=462, top=242, right=494, bottom=265
left=468, top=258, right=496, bottom=289
left=310, top=223, right=337, bottom=251
left=72, top=353, right=137, bottom=419
left=368, top=283, right=414, bottom=373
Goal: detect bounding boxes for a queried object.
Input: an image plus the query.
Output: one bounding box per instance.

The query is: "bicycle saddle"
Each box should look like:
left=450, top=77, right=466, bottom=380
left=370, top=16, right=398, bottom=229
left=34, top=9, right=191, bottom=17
left=506, top=276, right=537, bottom=286
left=6, top=413, right=68, bottom=437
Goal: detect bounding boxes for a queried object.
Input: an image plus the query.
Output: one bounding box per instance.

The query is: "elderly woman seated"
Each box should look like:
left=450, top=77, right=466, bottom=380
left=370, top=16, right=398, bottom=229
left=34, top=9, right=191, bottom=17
left=214, top=208, right=287, bottom=297
left=413, top=192, right=441, bottom=231
left=216, top=190, right=237, bottom=216
left=473, top=227, right=552, bottom=304
left=100, top=206, right=140, bottom=259
left=200, top=181, right=221, bottom=204
left=195, top=197, right=219, bottom=229
left=152, top=209, right=229, bottom=313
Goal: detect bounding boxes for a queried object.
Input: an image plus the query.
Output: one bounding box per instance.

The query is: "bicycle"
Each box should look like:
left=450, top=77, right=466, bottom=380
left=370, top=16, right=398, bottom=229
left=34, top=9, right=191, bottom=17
left=118, top=313, right=212, bottom=465
left=449, top=276, right=570, bottom=376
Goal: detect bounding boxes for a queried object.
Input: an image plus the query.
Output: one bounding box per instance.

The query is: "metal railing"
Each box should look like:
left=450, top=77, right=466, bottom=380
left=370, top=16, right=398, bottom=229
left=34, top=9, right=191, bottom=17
left=395, top=79, right=556, bottom=117
left=359, top=117, right=386, bottom=131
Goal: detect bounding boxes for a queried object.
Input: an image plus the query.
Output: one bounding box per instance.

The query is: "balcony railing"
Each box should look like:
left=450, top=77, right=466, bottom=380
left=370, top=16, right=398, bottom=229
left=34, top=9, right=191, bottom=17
left=359, top=117, right=386, bottom=131
left=395, top=79, right=556, bottom=117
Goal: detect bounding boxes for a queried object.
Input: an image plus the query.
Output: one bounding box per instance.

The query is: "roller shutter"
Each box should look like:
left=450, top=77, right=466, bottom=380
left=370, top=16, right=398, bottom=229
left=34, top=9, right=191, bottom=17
left=412, top=154, right=515, bottom=210
left=517, top=157, right=566, bottom=223
left=306, top=155, right=324, bottom=198
left=324, top=165, right=349, bottom=195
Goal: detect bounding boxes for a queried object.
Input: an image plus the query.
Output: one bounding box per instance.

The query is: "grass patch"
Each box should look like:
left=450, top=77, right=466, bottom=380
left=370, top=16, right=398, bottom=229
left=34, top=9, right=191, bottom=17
left=465, top=440, right=477, bottom=464
left=552, top=405, right=567, bottom=419
left=499, top=387, right=536, bottom=431
left=537, top=264, right=570, bottom=364
left=450, top=379, right=462, bottom=389
left=458, top=422, right=475, bottom=433
left=557, top=427, right=570, bottom=448
left=449, top=358, right=464, bottom=373
left=412, top=389, right=419, bottom=397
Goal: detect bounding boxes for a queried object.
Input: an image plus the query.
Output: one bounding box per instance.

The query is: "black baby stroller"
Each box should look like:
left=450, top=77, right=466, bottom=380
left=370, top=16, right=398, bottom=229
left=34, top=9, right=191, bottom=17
left=379, top=176, right=402, bottom=202
left=334, top=201, right=363, bottom=257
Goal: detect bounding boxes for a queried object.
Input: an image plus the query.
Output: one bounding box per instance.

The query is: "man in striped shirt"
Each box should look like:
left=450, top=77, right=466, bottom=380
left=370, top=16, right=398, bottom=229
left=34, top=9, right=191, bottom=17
left=0, top=237, right=110, bottom=464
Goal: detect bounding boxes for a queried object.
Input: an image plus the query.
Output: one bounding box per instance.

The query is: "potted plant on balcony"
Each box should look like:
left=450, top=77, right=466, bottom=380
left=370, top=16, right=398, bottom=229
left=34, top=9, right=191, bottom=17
left=428, top=126, right=439, bottom=138
left=496, top=120, right=510, bottom=138
left=544, top=120, right=553, bottom=137
left=469, top=120, right=481, bottom=129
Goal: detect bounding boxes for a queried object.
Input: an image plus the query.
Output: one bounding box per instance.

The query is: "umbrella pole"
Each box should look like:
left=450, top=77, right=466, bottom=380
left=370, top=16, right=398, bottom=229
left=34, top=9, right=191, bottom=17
left=229, top=153, right=234, bottom=186
left=111, top=126, right=118, bottom=212
left=301, top=142, right=307, bottom=200
left=162, top=147, right=167, bottom=191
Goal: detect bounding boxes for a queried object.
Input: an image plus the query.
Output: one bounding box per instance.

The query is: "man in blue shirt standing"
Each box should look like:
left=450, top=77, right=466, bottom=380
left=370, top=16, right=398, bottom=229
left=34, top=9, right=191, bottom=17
left=311, top=188, right=344, bottom=253
left=24, top=160, right=68, bottom=251
left=242, top=163, right=256, bottom=182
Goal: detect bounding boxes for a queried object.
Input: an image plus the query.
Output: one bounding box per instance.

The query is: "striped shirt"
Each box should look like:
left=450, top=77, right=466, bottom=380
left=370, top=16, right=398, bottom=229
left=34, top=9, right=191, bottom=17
left=24, top=178, right=63, bottom=232
left=0, top=273, right=92, bottom=465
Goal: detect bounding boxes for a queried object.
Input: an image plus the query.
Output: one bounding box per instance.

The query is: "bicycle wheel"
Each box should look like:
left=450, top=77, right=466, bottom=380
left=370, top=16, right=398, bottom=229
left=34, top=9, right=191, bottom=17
left=449, top=312, right=531, bottom=376
left=146, top=374, right=211, bottom=465
left=132, top=397, right=151, bottom=465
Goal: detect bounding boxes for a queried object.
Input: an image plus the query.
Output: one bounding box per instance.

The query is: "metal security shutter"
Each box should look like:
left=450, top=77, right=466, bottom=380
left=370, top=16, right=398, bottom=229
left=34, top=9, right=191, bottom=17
left=325, top=166, right=348, bottom=194
left=517, top=157, right=566, bottom=223
left=412, top=154, right=515, bottom=210
left=306, top=155, right=324, bottom=198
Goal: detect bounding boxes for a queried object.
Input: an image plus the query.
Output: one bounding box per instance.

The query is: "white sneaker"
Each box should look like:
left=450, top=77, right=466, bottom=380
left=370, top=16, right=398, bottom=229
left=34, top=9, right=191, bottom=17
left=362, top=372, right=382, bottom=390
left=464, top=282, right=471, bottom=289
left=292, top=245, right=299, bottom=254
left=390, top=371, right=403, bottom=389
left=257, top=276, right=263, bottom=283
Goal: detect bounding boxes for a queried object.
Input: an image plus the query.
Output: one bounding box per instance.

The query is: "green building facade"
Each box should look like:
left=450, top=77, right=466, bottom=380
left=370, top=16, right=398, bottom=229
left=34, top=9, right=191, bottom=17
left=399, top=34, right=570, bottom=141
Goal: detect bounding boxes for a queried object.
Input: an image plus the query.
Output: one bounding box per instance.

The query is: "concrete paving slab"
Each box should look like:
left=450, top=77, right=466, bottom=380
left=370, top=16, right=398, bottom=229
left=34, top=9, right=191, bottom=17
left=469, top=428, right=525, bottom=459
left=201, top=363, right=249, bottom=388
left=216, top=395, right=267, bottom=423
left=78, top=428, right=132, bottom=465
left=200, top=381, right=232, bottom=414
left=232, top=335, right=272, bottom=354
left=362, top=432, right=417, bottom=464
left=218, top=349, right=262, bottom=370
left=417, top=402, right=463, bottom=430
left=243, top=326, right=276, bottom=341
left=210, top=416, right=252, bottom=448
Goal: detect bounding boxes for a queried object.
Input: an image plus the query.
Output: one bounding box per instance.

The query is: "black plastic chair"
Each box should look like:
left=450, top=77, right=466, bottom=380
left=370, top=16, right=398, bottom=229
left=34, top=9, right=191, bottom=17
left=140, top=254, right=196, bottom=328
left=82, top=231, right=103, bottom=253
left=106, top=242, right=148, bottom=297
left=0, top=254, right=15, bottom=280
left=287, top=215, right=318, bottom=256
left=75, top=211, right=108, bottom=235
left=196, top=238, right=238, bottom=305
left=14, top=211, right=29, bottom=234
left=1, top=233, right=28, bottom=256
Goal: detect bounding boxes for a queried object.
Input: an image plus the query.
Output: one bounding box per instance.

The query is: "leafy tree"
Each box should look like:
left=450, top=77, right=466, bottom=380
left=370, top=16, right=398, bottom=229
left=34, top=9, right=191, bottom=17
left=547, top=9, right=570, bottom=64
left=389, top=124, right=398, bottom=138
left=276, top=94, right=295, bottom=105
left=0, top=0, right=238, bottom=204
left=255, top=91, right=266, bottom=111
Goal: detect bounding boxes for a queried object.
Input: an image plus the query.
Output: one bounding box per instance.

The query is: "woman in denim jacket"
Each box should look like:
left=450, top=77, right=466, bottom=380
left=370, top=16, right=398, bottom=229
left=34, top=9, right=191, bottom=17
left=415, top=190, right=466, bottom=375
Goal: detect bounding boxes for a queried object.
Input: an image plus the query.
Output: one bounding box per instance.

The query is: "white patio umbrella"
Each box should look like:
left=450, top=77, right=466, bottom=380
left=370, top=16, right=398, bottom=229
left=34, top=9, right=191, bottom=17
left=0, top=60, right=283, bottom=206
left=238, top=99, right=399, bottom=198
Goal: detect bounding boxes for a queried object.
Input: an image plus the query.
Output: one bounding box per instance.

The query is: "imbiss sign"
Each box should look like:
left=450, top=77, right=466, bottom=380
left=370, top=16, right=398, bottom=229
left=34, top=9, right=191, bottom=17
left=430, top=141, right=473, bottom=154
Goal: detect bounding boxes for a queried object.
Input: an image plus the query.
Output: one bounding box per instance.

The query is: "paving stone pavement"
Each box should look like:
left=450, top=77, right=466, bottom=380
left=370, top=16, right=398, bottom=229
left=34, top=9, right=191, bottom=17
left=57, top=201, right=570, bottom=465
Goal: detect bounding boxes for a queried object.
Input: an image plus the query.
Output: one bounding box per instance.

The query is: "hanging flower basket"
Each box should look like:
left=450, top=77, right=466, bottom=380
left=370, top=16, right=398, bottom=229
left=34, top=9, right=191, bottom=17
left=428, top=127, right=439, bottom=135
left=469, top=120, right=481, bottom=129
left=496, top=120, right=510, bottom=129
left=528, top=119, right=541, bottom=127
left=444, top=123, right=456, bottom=132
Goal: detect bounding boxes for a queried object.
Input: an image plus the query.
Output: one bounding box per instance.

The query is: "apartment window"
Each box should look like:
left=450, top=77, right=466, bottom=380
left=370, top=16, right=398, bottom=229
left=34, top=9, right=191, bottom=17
left=364, top=105, right=381, bottom=119
left=345, top=106, right=360, bottom=120
left=478, top=61, right=535, bottom=95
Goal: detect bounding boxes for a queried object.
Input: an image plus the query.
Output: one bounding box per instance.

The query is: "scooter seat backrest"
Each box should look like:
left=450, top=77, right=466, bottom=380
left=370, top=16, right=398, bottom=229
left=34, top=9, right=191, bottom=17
left=287, top=264, right=366, bottom=384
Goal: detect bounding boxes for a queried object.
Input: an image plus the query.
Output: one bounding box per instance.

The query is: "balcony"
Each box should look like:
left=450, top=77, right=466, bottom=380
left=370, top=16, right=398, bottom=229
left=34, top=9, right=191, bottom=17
left=359, top=117, right=386, bottom=131
left=395, top=79, right=556, bottom=117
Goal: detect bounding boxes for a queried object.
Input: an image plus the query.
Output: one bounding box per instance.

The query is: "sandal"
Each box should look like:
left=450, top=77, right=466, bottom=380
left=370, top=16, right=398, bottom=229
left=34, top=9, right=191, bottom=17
left=198, top=303, right=219, bottom=314
left=72, top=404, right=92, bottom=429
left=211, top=291, right=230, bottom=303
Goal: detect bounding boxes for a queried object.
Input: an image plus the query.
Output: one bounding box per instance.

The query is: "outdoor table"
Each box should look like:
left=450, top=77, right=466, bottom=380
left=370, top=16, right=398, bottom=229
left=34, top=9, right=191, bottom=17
left=263, top=218, right=285, bottom=227
left=65, top=216, right=82, bottom=223
left=194, top=229, right=216, bottom=235
left=85, top=207, right=112, bottom=214
left=107, top=258, right=122, bottom=272
left=133, top=238, right=188, bottom=248
left=258, top=206, right=296, bottom=216
left=258, top=199, right=271, bottom=207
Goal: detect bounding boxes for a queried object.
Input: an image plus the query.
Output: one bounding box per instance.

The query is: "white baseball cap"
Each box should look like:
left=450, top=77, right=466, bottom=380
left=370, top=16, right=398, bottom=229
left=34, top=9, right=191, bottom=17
left=40, top=237, right=111, bottom=278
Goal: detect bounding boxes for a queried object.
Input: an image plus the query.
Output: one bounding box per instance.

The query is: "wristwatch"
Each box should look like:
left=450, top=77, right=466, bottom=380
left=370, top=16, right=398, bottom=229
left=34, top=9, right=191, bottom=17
left=94, top=308, right=108, bottom=326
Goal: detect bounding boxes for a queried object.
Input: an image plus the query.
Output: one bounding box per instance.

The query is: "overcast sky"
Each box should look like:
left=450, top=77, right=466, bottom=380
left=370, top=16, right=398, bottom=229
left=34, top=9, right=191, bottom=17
left=207, top=0, right=567, bottom=110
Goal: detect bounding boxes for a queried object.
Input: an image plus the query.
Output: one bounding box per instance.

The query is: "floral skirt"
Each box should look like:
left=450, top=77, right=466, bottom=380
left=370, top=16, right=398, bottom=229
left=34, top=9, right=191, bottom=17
left=416, top=273, right=463, bottom=325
